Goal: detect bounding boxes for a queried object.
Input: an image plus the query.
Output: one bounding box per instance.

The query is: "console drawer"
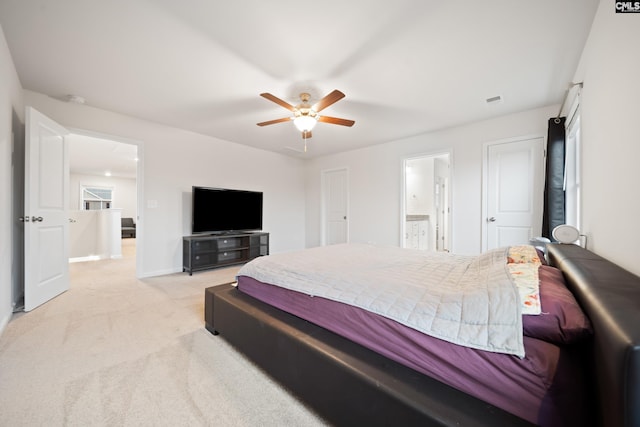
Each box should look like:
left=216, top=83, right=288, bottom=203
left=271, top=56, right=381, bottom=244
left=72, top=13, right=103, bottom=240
left=218, top=250, right=244, bottom=263
left=192, top=253, right=216, bottom=267
left=217, top=237, right=244, bottom=249
left=192, top=239, right=216, bottom=252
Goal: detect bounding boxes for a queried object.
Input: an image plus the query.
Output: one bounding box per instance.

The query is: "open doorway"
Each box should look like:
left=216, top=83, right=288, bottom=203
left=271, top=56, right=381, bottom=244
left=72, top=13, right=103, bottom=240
left=67, top=131, right=142, bottom=274
left=402, top=152, right=451, bottom=252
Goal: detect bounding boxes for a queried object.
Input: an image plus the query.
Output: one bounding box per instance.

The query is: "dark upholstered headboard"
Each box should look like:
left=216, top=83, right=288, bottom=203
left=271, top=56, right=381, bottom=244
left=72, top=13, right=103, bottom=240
left=546, top=244, right=640, bottom=427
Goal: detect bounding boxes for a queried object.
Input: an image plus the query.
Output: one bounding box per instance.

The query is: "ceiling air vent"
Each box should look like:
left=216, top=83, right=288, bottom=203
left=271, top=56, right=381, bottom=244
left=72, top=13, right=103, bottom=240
left=485, top=95, right=503, bottom=104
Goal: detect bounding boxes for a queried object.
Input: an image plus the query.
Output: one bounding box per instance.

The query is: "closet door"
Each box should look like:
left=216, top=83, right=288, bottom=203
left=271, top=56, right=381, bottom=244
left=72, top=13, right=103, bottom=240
left=484, top=137, right=544, bottom=250
left=322, top=168, right=348, bottom=245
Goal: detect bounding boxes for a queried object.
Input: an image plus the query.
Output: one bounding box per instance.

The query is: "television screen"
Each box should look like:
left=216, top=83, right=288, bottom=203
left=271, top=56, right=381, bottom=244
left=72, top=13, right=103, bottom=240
left=192, top=186, right=263, bottom=234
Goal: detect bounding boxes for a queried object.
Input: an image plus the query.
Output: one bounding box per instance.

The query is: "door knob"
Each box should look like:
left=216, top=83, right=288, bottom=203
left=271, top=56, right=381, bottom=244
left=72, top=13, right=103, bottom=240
left=488, top=217, right=496, bottom=222
left=32, top=216, right=43, bottom=222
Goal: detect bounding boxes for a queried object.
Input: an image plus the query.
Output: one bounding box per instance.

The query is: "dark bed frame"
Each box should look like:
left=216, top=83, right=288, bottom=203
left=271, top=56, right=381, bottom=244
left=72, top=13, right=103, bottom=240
left=204, top=244, right=640, bottom=426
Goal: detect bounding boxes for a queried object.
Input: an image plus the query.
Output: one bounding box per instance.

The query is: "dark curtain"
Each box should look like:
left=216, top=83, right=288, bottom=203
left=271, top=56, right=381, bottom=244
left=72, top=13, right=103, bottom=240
left=542, top=117, right=566, bottom=239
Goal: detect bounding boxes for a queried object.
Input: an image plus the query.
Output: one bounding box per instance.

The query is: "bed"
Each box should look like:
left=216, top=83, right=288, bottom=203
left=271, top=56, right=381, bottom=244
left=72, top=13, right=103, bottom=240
left=204, top=243, right=640, bottom=426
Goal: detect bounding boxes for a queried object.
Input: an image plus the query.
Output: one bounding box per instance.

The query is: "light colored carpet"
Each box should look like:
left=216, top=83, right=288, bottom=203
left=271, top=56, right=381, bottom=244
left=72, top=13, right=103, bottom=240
left=0, top=239, right=327, bottom=426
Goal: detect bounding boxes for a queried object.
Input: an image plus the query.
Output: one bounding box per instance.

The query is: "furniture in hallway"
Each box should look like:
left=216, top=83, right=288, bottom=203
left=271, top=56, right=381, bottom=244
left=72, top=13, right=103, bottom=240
left=121, top=217, right=136, bottom=238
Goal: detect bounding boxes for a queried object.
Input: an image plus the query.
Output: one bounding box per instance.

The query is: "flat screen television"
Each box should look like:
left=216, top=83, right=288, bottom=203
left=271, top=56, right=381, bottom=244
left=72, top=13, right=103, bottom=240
left=192, top=186, right=263, bottom=234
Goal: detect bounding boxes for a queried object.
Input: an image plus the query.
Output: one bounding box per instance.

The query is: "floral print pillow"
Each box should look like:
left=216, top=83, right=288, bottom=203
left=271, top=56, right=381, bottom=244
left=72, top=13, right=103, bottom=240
left=507, top=245, right=543, bottom=265
left=507, top=245, right=542, bottom=315
left=508, top=263, right=541, bottom=315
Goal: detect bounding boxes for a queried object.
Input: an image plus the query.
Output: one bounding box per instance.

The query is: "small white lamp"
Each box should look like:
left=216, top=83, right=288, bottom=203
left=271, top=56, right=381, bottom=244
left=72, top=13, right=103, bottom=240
left=552, top=225, right=586, bottom=247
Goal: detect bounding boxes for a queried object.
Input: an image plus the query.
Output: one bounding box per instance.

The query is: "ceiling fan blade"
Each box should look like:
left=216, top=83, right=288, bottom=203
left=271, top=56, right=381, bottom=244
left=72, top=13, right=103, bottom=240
left=260, top=93, right=297, bottom=112
left=301, top=130, right=312, bottom=139
left=257, top=117, right=292, bottom=126
left=312, top=90, right=345, bottom=112
left=318, top=116, right=355, bottom=127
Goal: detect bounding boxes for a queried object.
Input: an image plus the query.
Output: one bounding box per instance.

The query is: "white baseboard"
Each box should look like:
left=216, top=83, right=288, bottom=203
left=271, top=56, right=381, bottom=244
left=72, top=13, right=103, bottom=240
left=69, top=255, right=102, bottom=263
left=0, top=309, right=12, bottom=338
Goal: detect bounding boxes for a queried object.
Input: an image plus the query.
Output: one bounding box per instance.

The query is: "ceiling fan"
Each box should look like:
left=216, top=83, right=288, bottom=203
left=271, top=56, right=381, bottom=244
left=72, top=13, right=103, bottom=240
left=257, top=89, right=355, bottom=140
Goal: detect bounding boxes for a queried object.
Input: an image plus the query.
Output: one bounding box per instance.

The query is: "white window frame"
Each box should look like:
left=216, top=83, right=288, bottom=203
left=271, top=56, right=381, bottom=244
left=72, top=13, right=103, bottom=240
left=80, top=185, right=114, bottom=210
left=564, top=96, right=581, bottom=232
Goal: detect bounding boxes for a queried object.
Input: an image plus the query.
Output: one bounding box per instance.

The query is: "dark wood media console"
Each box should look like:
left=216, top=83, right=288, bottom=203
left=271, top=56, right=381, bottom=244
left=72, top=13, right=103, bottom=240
left=183, top=232, right=269, bottom=275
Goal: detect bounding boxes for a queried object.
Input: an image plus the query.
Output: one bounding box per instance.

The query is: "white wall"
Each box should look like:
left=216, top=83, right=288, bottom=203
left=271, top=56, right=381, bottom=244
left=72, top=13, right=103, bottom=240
left=305, top=105, right=557, bottom=255
left=572, top=1, right=640, bottom=276
left=69, top=209, right=122, bottom=260
left=23, top=90, right=307, bottom=277
left=70, top=173, right=137, bottom=219
left=0, top=24, right=24, bottom=332
left=405, top=157, right=434, bottom=216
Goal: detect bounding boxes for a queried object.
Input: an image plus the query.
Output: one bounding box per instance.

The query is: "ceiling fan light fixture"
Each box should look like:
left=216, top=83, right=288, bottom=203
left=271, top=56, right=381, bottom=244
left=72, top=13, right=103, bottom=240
left=258, top=90, right=353, bottom=139
left=293, top=115, right=318, bottom=132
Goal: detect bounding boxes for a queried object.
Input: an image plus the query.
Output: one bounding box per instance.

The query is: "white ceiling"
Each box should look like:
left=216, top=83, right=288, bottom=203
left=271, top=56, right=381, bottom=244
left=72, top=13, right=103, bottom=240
left=1, top=0, right=599, bottom=164
left=67, top=134, right=138, bottom=178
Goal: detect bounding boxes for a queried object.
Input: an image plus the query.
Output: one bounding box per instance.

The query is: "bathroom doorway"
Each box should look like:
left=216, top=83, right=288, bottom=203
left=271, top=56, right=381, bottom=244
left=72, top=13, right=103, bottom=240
left=402, top=152, right=451, bottom=252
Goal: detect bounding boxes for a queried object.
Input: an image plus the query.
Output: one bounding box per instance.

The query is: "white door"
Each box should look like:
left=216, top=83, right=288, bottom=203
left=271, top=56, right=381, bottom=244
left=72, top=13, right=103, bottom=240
left=484, top=137, right=544, bottom=250
left=322, top=168, right=348, bottom=245
left=24, top=107, right=70, bottom=311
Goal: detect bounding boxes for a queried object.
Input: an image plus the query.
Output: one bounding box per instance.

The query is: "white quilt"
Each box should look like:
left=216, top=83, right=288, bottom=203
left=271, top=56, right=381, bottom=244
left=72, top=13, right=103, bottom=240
left=237, top=243, right=524, bottom=357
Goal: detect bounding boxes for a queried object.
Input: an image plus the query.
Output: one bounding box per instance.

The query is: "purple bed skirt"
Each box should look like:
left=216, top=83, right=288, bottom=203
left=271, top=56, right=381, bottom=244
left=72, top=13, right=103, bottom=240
left=237, top=275, right=588, bottom=426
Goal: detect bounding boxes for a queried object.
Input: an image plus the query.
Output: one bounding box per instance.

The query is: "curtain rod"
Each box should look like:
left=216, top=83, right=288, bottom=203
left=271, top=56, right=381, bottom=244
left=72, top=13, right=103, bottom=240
left=555, top=82, right=583, bottom=123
